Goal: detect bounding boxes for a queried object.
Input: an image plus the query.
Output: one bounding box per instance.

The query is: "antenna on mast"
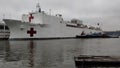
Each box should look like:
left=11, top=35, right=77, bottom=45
left=3, top=14, right=5, bottom=19
left=49, top=9, right=51, bottom=15
left=36, top=3, right=41, bottom=13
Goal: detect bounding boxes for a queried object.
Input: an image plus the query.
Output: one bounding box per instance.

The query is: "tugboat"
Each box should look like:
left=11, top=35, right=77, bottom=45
left=0, top=22, right=10, bottom=40
left=76, top=31, right=119, bottom=38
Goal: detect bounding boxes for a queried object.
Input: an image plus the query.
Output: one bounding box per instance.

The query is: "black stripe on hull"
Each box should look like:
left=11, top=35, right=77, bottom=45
left=9, top=37, right=76, bottom=40
left=0, top=38, right=9, bottom=40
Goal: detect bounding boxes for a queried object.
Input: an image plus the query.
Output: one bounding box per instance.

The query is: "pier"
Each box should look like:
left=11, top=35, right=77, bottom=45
left=74, top=55, right=120, bottom=68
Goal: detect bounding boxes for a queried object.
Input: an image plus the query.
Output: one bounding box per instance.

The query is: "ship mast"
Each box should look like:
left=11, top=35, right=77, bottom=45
left=36, top=3, right=41, bottom=13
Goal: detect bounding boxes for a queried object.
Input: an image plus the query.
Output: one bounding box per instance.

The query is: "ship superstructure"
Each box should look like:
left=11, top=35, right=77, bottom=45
left=0, top=22, right=10, bottom=39
left=3, top=4, right=101, bottom=40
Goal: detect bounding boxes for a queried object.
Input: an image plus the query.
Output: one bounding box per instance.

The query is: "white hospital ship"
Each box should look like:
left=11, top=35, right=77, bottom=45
left=3, top=4, right=101, bottom=40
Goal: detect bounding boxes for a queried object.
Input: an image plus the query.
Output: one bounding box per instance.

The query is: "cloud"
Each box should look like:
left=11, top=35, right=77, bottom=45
left=0, top=0, right=120, bottom=30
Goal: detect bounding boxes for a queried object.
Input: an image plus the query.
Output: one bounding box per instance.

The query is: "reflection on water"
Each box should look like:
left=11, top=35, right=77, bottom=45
left=0, top=38, right=120, bottom=68
left=28, top=41, right=35, bottom=68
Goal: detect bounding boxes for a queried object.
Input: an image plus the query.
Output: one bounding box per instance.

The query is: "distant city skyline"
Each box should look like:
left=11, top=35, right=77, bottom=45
left=0, top=0, right=120, bottom=31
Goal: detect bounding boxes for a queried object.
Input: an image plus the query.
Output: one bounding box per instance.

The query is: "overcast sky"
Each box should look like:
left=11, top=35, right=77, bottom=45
left=0, top=0, right=120, bottom=31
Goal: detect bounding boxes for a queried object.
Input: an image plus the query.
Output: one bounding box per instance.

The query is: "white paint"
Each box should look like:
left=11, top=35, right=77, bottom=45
left=4, top=10, right=101, bottom=39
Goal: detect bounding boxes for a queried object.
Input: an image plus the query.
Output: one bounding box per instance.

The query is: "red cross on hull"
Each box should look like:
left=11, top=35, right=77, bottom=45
left=29, top=14, right=34, bottom=22
left=27, top=28, right=36, bottom=37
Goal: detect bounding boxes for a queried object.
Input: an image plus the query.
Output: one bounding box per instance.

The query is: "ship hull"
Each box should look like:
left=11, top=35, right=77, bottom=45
left=4, top=19, right=101, bottom=40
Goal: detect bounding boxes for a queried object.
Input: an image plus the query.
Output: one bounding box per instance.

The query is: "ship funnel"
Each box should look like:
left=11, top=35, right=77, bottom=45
left=36, top=3, right=41, bottom=13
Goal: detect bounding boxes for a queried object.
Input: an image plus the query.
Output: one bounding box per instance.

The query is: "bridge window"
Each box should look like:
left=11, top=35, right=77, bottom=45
left=0, top=25, right=4, bottom=29
left=0, top=25, right=9, bottom=30
left=5, top=26, right=9, bottom=30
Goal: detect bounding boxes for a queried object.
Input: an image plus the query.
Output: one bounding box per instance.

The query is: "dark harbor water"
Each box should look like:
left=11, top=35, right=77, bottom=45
left=0, top=38, right=120, bottom=68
